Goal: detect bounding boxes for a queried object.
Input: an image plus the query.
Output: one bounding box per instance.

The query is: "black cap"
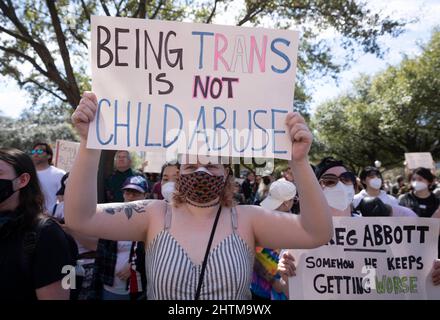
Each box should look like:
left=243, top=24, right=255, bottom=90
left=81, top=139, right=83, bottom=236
left=314, top=157, right=347, bottom=180
left=413, top=167, right=435, bottom=183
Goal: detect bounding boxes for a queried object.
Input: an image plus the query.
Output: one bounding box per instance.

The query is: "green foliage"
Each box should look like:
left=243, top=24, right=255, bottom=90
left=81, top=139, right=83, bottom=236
left=0, top=0, right=409, bottom=156
left=0, top=104, right=77, bottom=151
left=312, top=30, right=440, bottom=172
left=0, top=0, right=406, bottom=116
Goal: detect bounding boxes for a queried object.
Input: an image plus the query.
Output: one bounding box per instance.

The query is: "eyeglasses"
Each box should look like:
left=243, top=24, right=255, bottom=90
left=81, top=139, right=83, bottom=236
left=31, top=149, right=45, bottom=155
left=319, top=172, right=356, bottom=188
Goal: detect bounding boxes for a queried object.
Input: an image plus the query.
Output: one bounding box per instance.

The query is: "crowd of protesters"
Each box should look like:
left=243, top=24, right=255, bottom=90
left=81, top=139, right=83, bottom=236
left=1, top=93, right=440, bottom=300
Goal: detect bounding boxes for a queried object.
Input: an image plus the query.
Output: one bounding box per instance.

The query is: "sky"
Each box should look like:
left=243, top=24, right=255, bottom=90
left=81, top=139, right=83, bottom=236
left=0, top=0, right=439, bottom=118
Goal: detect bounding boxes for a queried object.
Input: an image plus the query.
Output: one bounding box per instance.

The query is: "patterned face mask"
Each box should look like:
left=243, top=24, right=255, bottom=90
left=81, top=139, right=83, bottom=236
left=177, top=168, right=225, bottom=204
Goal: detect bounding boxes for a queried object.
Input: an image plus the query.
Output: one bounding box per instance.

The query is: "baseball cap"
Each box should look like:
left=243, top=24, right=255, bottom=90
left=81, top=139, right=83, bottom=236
left=260, top=180, right=297, bottom=211
left=122, top=175, right=149, bottom=193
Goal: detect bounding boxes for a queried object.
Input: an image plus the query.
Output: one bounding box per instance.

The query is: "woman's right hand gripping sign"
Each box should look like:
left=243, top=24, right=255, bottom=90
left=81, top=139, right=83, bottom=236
left=71, top=92, right=98, bottom=142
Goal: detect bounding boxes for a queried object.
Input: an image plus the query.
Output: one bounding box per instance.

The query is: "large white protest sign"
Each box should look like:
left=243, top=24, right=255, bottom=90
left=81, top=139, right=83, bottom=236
left=88, top=16, right=299, bottom=160
left=54, top=140, right=80, bottom=173
left=289, top=217, right=440, bottom=300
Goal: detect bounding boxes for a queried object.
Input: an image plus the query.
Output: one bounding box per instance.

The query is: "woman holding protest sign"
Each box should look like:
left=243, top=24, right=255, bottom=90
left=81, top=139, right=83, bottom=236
left=277, top=164, right=440, bottom=299
left=65, top=91, right=333, bottom=300
left=274, top=157, right=362, bottom=298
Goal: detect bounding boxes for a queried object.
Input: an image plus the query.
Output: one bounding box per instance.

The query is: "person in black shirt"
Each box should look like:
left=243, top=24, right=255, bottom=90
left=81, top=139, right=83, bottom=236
left=241, top=171, right=256, bottom=204
left=399, top=167, right=440, bottom=260
left=0, top=148, right=74, bottom=300
left=399, top=167, right=440, bottom=218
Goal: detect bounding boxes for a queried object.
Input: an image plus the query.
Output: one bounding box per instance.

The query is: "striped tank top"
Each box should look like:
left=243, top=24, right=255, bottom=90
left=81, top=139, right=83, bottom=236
left=145, top=205, right=254, bottom=300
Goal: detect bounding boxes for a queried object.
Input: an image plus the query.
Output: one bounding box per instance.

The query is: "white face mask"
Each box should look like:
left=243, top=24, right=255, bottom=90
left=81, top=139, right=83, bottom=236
left=161, top=181, right=176, bottom=202
left=323, top=182, right=353, bottom=211
left=412, top=181, right=428, bottom=192
left=368, top=177, right=382, bottom=190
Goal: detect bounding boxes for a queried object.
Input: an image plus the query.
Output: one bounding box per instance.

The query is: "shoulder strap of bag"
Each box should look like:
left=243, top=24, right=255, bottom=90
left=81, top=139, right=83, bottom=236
left=194, top=205, right=222, bottom=300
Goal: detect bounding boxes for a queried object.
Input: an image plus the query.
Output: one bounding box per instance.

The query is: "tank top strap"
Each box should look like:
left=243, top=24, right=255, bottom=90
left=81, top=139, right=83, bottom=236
left=230, top=206, right=238, bottom=233
left=164, top=202, right=172, bottom=230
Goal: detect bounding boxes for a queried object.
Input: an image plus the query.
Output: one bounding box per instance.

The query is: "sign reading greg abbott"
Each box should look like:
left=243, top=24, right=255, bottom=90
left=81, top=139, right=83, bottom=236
left=88, top=16, right=299, bottom=160
left=289, top=217, right=440, bottom=300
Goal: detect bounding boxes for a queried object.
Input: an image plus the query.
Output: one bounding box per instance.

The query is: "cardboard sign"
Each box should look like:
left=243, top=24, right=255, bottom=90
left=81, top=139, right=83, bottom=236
left=289, top=217, right=440, bottom=300
left=88, top=16, right=299, bottom=160
left=141, top=151, right=168, bottom=173
left=404, top=152, right=435, bottom=170
left=54, top=140, right=80, bottom=172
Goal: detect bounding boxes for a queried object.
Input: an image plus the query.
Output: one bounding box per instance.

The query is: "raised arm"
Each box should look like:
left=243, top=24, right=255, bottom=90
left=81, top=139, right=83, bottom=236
left=64, top=92, right=153, bottom=242
left=250, top=112, right=333, bottom=249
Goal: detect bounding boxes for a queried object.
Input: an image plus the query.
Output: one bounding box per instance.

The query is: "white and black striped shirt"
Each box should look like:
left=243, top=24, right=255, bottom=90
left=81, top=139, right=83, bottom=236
left=145, top=206, right=254, bottom=300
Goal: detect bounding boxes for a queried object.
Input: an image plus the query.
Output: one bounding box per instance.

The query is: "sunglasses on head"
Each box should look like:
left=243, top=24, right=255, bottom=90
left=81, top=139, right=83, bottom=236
left=319, top=172, right=356, bottom=188
left=31, top=149, right=45, bottom=155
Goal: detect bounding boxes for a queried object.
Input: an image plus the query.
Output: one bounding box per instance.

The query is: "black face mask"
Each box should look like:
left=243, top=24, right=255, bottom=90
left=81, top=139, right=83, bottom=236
left=0, top=178, right=17, bottom=204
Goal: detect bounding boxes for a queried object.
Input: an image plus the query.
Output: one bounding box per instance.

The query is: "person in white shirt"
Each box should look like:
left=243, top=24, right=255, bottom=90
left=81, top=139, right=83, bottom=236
left=31, top=143, right=66, bottom=212
left=353, top=166, right=398, bottom=209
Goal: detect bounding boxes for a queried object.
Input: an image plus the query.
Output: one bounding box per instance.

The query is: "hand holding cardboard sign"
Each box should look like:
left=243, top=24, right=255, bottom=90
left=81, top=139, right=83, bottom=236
left=71, top=91, right=98, bottom=141
left=285, top=112, right=312, bottom=162
left=278, top=250, right=296, bottom=281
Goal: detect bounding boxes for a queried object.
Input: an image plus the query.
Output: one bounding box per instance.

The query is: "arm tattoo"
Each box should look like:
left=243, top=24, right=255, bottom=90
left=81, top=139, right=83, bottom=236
left=104, top=201, right=147, bottom=220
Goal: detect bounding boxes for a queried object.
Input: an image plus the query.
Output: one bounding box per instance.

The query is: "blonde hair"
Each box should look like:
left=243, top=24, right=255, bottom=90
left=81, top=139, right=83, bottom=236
left=172, top=166, right=236, bottom=208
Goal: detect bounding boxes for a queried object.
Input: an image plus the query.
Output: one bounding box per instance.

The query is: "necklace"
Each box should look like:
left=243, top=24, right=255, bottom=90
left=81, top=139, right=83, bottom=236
left=186, top=199, right=220, bottom=208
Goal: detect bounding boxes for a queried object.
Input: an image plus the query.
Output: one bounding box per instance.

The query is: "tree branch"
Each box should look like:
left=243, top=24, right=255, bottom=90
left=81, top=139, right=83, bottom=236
left=99, top=0, right=111, bottom=16
left=205, top=0, right=220, bottom=24
left=80, top=0, right=91, bottom=24
left=0, top=1, right=65, bottom=85
left=46, top=0, right=81, bottom=105
left=150, top=0, right=164, bottom=19
left=0, top=25, right=33, bottom=43
left=237, top=2, right=267, bottom=26
left=68, top=27, right=88, bottom=49
left=0, top=45, right=49, bottom=76
left=20, top=78, right=68, bottom=102
left=0, top=1, right=39, bottom=44
left=115, top=0, right=124, bottom=17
